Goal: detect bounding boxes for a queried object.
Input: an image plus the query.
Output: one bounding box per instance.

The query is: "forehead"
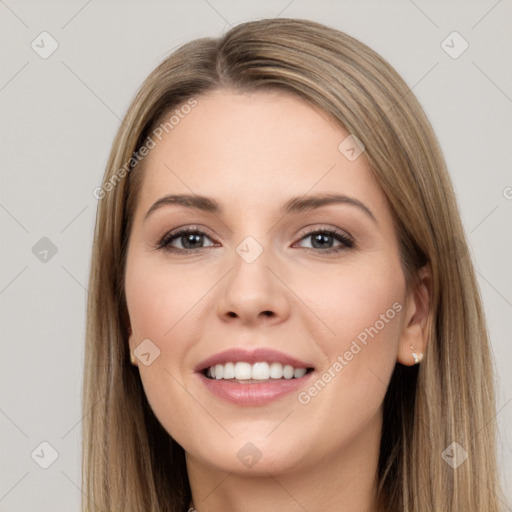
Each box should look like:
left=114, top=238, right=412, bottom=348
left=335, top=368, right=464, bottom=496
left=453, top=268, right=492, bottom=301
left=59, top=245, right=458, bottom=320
left=134, top=88, right=389, bottom=222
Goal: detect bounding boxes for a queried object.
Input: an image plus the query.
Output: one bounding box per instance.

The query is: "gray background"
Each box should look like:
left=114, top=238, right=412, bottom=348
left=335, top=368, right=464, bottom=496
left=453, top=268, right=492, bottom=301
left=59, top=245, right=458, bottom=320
left=1, top=1, right=511, bottom=510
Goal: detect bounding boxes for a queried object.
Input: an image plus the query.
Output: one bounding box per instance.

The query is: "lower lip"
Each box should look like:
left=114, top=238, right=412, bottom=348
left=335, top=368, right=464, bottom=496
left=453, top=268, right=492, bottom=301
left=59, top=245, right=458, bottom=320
left=198, top=372, right=314, bottom=406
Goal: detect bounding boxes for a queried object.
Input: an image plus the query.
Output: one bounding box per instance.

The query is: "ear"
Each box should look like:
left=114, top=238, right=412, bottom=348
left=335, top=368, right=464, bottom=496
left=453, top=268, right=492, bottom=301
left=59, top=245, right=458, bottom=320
left=397, top=265, right=431, bottom=366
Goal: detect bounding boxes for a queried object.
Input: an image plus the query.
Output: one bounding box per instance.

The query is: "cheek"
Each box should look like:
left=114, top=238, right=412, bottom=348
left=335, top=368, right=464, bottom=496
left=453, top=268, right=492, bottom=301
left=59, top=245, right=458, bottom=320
left=125, top=254, right=207, bottom=348
left=294, top=257, right=405, bottom=370
left=287, top=262, right=405, bottom=445
left=124, top=254, right=206, bottom=441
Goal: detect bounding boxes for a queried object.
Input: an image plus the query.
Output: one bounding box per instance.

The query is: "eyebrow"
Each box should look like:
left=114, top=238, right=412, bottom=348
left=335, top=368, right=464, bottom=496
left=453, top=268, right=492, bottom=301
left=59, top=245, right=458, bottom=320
left=144, top=193, right=377, bottom=224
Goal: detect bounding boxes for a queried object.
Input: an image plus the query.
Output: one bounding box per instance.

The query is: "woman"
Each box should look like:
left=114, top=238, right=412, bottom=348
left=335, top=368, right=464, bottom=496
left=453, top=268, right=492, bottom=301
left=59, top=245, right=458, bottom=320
left=83, top=18, right=505, bottom=512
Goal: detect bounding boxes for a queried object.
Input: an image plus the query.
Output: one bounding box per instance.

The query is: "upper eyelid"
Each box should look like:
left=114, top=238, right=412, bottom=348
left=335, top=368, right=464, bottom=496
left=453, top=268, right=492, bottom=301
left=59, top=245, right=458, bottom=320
left=298, top=225, right=352, bottom=239
left=158, top=226, right=218, bottom=246
left=161, top=225, right=349, bottom=238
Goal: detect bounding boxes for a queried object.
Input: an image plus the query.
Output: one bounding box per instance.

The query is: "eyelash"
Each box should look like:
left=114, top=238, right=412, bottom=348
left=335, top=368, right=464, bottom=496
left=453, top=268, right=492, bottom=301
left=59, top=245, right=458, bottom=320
left=156, top=226, right=355, bottom=254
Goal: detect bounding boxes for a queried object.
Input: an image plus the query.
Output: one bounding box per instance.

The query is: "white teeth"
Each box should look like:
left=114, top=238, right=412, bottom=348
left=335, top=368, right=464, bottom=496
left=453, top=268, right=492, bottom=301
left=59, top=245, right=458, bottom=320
left=282, top=364, right=294, bottom=379
left=235, top=362, right=252, bottom=380
left=251, top=362, right=269, bottom=380
left=223, top=362, right=235, bottom=379
left=293, top=367, right=307, bottom=378
left=269, top=362, right=283, bottom=379
left=206, top=361, right=309, bottom=380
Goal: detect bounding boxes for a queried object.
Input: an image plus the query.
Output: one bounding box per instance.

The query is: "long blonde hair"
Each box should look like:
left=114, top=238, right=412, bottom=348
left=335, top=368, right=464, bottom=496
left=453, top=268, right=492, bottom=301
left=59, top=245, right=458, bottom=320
left=83, top=18, right=505, bottom=511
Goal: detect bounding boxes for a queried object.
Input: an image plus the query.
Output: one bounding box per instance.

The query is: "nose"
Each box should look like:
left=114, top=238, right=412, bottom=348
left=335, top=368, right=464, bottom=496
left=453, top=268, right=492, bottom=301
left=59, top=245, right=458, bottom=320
left=216, top=246, right=291, bottom=327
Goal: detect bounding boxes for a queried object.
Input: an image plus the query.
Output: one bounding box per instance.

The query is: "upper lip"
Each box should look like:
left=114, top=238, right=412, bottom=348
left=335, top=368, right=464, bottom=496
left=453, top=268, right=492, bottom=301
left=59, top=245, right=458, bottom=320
left=195, top=348, right=313, bottom=372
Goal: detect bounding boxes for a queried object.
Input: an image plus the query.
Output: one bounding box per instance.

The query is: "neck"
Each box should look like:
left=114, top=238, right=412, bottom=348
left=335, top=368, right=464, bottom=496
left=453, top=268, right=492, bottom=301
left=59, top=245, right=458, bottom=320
left=186, top=410, right=382, bottom=512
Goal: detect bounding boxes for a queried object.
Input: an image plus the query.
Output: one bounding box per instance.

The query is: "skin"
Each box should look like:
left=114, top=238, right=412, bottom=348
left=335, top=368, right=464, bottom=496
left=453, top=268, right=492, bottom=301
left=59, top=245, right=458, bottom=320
left=125, top=89, right=430, bottom=512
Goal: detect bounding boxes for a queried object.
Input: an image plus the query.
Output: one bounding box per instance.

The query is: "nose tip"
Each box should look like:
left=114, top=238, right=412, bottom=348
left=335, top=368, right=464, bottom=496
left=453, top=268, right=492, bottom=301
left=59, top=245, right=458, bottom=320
left=217, top=256, right=290, bottom=326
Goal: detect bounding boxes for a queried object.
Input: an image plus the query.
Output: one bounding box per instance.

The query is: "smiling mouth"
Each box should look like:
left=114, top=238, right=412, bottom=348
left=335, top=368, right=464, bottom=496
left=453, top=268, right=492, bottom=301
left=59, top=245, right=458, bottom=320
left=202, top=361, right=315, bottom=382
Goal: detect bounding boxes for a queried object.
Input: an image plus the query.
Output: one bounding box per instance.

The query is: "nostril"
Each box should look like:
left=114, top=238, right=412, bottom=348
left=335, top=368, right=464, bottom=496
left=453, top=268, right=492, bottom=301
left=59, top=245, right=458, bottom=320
left=262, top=311, right=273, bottom=316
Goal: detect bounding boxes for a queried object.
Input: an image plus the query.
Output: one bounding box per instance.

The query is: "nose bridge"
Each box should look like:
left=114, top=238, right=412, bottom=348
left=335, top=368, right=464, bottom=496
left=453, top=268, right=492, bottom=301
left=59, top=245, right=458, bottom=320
left=216, top=233, right=290, bottom=324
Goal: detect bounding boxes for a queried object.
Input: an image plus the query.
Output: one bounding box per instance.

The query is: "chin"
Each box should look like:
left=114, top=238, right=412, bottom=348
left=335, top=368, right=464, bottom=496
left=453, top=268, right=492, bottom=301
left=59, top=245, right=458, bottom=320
left=182, top=423, right=317, bottom=476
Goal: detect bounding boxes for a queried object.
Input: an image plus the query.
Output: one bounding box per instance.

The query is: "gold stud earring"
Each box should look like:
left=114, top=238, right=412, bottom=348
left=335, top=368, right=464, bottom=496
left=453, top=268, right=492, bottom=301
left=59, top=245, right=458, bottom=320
left=130, top=352, right=137, bottom=365
left=411, top=345, right=423, bottom=364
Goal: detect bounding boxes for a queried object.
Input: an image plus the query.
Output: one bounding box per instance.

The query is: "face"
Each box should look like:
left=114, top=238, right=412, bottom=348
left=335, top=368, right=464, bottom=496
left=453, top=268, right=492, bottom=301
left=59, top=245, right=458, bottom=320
left=124, top=88, right=412, bottom=476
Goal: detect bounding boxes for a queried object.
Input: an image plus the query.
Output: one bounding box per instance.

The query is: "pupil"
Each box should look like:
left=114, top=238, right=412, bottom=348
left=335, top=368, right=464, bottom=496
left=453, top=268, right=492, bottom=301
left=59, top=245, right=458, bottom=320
left=312, top=233, right=332, bottom=249
left=183, top=233, right=202, bottom=249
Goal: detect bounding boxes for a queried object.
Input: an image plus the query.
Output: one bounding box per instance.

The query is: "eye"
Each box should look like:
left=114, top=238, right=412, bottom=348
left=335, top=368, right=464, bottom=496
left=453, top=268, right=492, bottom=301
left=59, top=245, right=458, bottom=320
left=294, top=228, right=354, bottom=253
left=157, top=228, right=217, bottom=252
left=156, top=226, right=354, bottom=254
